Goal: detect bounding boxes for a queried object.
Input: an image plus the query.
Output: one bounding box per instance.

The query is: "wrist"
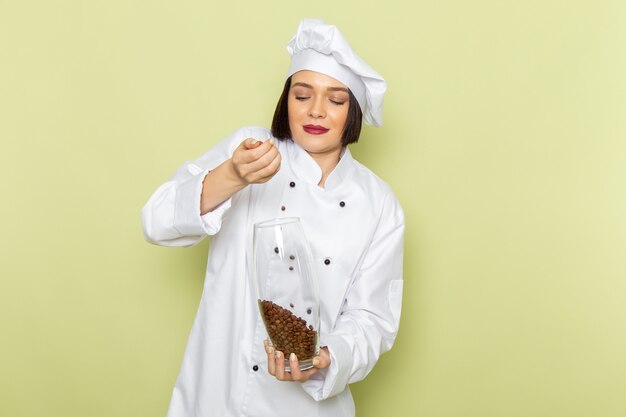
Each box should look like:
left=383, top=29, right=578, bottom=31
left=224, top=158, right=249, bottom=189
left=199, top=159, right=247, bottom=215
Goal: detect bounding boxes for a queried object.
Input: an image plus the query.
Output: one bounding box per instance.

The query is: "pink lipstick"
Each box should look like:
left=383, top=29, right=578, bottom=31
left=303, top=125, right=329, bottom=135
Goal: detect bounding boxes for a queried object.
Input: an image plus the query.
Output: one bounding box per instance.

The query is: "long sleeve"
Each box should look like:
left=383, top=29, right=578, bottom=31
left=301, top=191, right=405, bottom=400
left=141, top=126, right=272, bottom=247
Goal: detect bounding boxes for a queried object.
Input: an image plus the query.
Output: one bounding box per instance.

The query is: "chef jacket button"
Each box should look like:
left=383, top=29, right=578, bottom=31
left=339, top=201, right=346, bottom=207
left=289, top=181, right=296, bottom=188
left=324, top=258, right=331, bottom=265
left=281, top=206, right=286, bottom=211
left=252, top=365, right=259, bottom=372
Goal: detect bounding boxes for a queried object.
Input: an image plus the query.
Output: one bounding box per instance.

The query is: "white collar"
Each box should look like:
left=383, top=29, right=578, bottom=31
left=284, top=140, right=354, bottom=191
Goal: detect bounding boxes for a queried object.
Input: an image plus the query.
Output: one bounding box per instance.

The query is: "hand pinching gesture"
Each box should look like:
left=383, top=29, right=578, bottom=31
left=200, top=137, right=281, bottom=214
left=231, top=137, right=281, bottom=185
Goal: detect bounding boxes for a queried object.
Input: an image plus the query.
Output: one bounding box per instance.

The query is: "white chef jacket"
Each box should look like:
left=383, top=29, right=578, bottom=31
left=141, top=126, right=404, bottom=417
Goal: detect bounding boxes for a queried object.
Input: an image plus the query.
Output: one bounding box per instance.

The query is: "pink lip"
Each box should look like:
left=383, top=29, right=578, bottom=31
left=303, top=125, right=329, bottom=135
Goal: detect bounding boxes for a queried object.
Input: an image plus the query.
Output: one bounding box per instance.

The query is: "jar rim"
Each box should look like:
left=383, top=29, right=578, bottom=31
left=254, top=217, right=301, bottom=229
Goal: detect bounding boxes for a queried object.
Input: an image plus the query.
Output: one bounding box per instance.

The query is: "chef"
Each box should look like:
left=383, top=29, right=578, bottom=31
left=142, top=18, right=404, bottom=417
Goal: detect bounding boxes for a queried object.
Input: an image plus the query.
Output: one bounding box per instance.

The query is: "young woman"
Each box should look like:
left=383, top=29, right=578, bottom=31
left=142, top=18, right=404, bottom=417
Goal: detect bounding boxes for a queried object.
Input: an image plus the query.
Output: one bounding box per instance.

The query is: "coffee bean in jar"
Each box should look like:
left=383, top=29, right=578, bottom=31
left=259, top=299, right=317, bottom=361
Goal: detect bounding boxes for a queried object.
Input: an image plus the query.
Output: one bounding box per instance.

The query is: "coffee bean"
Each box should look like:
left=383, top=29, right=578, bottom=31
left=259, top=299, right=317, bottom=360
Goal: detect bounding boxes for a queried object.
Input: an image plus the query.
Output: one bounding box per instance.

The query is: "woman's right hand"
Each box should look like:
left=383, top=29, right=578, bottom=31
left=200, top=137, right=281, bottom=215
left=231, top=137, right=282, bottom=185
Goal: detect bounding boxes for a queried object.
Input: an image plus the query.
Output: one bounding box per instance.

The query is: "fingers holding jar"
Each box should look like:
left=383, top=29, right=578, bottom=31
left=264, top=340, right=330, bottom=383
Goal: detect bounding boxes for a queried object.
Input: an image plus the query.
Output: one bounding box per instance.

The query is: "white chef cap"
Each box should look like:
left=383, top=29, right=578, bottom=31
left=286, top=19, right=387, bottom=127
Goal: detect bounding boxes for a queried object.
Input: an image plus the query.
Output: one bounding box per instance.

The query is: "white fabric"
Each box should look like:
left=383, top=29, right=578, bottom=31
left=286, top=19, right=387, bottom=127
left=288, top=49, right=367, bottom=112
left=141, top=126, right=404, bottom=417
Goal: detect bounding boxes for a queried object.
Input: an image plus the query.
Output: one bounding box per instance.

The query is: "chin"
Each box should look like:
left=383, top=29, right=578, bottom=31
left=293, top=134, right=340, bottom=151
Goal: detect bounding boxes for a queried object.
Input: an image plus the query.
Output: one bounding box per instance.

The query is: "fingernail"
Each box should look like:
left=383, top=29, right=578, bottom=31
left=268, top=346, right=274, bottom=355
left=251, top=139, right=258, bottom=144
left=312, top=357, right=320, bottom=366
left=274, top=351, right=281, bottom=359
left=290, top=353, right=297, bottom=362
left=269, top=138, right=274, bottom=145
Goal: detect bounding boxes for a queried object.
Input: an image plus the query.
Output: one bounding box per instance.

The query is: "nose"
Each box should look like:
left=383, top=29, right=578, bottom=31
left=308, top=96, right=326, bottom=119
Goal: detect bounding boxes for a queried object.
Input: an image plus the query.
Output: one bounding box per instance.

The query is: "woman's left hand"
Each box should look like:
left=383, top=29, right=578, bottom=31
left=264, top=340, right=331, bottom=382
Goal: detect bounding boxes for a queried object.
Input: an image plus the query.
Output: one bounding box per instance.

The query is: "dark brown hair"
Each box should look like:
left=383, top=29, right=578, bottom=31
left=271, top=76, right=363, bottom=146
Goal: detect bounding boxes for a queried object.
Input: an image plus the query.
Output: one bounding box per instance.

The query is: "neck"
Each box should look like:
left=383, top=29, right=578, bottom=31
left=308, top=147, right=343, bottom=188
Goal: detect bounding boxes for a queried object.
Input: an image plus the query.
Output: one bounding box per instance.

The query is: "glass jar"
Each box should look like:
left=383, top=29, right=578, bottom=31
left=253, top=217, right=320, bottom=371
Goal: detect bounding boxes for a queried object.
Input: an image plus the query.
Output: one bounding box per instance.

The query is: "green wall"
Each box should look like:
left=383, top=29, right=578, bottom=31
left=2, top=1, right=625, bottom=416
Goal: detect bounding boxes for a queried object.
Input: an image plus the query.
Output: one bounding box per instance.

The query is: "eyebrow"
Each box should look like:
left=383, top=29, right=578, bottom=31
left=292, top=82, right=349, bottom=93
